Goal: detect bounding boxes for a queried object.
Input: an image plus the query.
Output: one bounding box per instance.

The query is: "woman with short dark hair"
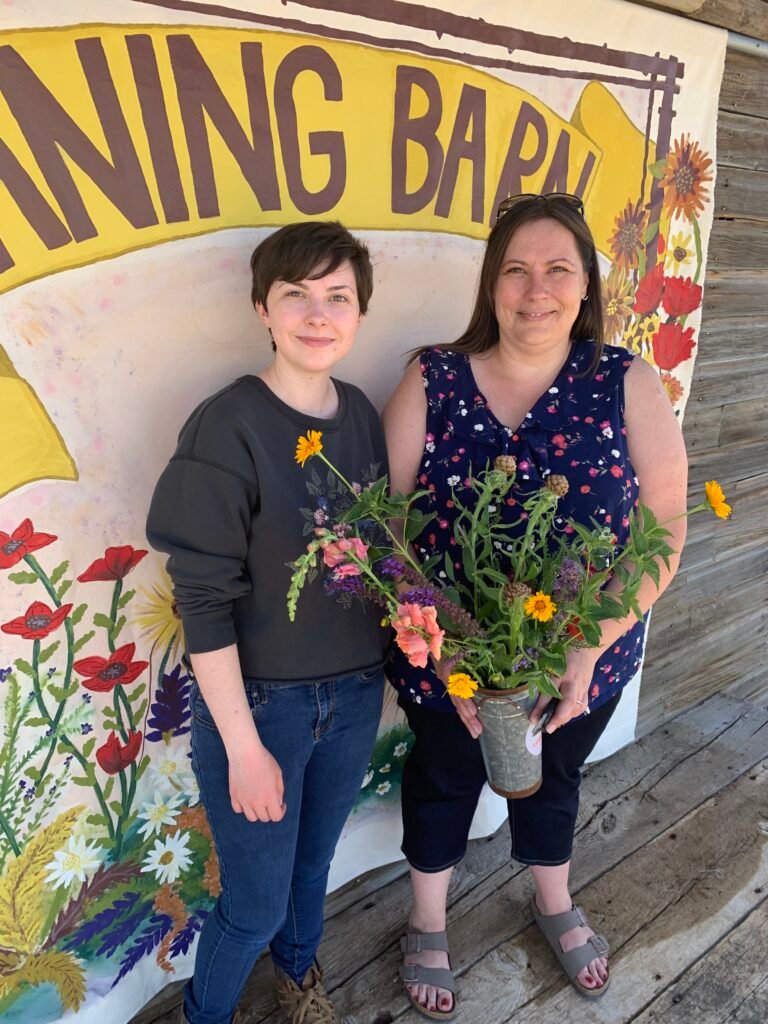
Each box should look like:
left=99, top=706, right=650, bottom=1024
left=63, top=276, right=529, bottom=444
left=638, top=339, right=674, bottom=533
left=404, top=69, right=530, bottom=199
left=148, top=221, right=388, bottom=1024
left=383, top=194, right=688, bottom=1016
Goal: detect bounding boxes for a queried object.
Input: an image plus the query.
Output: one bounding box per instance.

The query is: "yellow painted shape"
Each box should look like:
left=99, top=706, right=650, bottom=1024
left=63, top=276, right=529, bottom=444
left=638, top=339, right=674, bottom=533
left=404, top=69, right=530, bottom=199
left=571, top=81, right=656, bottom=257
left=0, top=347, right=77, bottom=498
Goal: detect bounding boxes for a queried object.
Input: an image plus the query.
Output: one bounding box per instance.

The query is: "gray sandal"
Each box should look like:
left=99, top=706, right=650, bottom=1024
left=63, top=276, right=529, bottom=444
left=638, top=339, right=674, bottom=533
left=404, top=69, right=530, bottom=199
left=400, top=930, right=456, bottom=1020
left=531, top=899, right=611, bottom=998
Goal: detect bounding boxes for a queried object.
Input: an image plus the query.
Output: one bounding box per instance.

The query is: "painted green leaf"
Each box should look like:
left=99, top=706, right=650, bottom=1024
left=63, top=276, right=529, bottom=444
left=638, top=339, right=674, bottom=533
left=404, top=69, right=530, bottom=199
left=8, top=570, right=38, bottom=584
left=117, top=589, right=135, bottom=609
left=13, top=659, right=35, bottom=678
left=56, top=579, right=73, bottom=601
left=48, top=681, right=79, bottom=701
left=70, top=604, right=88, bottom=626
left=92, top=613, right=113, bottom=630
left=49, top=561, right=70, bottom=585
left=82, top=737, right=96, bottom=758
left=73, top=630, right=95, bottom=654
left=648, top=157, right=667, bottom=179
left=38, top=641, right=60, bottom=665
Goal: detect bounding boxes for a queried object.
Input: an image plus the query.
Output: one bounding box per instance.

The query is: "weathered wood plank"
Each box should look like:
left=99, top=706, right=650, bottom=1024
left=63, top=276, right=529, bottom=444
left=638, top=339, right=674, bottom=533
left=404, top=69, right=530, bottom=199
left=485, top=761, right=768, bottom=1023
left=702, top=270, right=768, bottom=318
left=627, top=0, right=768, bottom=37
left=719, top=50, right=768, bottom=120
left=717, top=110, right=768, bottom=172
left=294, top=698, right=768, bottom=1024
left=631, top=898, right=768, bottom=1023
left=688, top=437, right=766, bottom=484
left=714, top=165, right=768, bottom=221
left=696, top=314, right=768, bottom=364
left=708, top=216, right=768, bottom=270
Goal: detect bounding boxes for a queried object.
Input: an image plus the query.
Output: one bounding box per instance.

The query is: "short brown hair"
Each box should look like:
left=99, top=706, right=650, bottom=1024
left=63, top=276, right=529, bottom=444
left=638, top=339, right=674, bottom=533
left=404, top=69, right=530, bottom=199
left=423, top=197, right=604, bottom=374
left=250, top=221, right=373, bottom=314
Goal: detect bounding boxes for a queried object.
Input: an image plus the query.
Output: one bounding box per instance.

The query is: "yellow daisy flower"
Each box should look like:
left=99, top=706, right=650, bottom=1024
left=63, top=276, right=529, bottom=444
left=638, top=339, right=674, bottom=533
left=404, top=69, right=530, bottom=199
left=295, top=430, right=323, bottom=467
left=705, top=480, right=732, bottom=519
left=447, top=672, right=479, bottom=699
left=523, top=591, right=557, bottom=622
left=135, top=575, right=184, bottom=662
left=666, top=231, right=695, bottom=271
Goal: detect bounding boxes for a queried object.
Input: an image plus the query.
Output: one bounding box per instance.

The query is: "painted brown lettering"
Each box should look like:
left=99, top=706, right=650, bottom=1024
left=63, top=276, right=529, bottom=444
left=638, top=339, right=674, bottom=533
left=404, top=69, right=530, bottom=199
left=168, top=35, right=280, bottom=219
left=391, top=66, right=443, bottom=215
left=490, top=101, right=548, bottom=222
left=274, top=46, right=345, bottom=215
left=435, top=83, right=486, bottom=223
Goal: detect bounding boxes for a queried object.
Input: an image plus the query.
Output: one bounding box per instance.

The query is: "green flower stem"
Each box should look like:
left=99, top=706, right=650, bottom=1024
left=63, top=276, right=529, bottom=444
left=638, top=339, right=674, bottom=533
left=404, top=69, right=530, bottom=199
left=692, top=214, right=703, bottom=286
left=29, top=640, right=115, bottom=840
left=23, top=554, right=77, bottom=786
left=114, top=769, right=130, bottom=858
left=108, top=580, right=123, bottom=654
left=112, top=687, right=129, bottom=743
left=0, top=805, right=20, bottom=857
left=156, top=637, right=174, bottom=687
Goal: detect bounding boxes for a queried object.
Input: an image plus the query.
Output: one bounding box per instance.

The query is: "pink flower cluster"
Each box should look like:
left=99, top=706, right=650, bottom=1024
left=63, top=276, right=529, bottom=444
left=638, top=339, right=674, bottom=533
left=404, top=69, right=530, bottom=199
left=391, top=602, right=444, bottom=669
left=322, top=537, right=368, bottom=577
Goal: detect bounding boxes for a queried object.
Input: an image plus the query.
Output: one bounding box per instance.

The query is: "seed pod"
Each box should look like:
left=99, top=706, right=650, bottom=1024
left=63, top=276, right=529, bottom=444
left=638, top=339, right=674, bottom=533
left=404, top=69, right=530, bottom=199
left=494, top=454, right=517, bottom=476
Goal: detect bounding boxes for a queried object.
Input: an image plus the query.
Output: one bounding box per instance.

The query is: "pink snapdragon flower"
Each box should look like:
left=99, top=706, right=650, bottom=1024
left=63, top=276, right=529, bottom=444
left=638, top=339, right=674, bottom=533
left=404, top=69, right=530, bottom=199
left=322, top=537, right=368, bottom=575
left=392, top=603, right=444, bottom=669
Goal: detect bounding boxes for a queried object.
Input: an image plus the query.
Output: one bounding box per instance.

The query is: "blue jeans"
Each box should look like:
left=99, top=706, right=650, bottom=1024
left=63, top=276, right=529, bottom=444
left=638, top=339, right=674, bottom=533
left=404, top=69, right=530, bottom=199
left=183, top=669, right=385, bottom=1024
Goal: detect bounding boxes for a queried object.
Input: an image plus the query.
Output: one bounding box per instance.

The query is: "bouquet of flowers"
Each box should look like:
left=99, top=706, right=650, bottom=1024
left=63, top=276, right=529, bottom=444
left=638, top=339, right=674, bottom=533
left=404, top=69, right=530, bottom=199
left=288, top=430, right=731, bottom=702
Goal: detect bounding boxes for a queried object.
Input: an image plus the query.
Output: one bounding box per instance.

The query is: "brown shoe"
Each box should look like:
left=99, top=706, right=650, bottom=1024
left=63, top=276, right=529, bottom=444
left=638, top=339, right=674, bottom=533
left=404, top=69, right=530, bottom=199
left=274, top=963, right=340, bottom=1024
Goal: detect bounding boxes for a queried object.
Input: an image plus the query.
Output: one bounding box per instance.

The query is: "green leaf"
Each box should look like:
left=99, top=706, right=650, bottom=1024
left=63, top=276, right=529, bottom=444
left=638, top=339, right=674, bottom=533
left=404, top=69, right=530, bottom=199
left=82, top=737, right=96, bottom=758
left=8, top=570, right=38, bottom=585
left=93, top=613, right=113, bottom=630
left=103, top=777, right=114, bottom=801
left=132, top=700, right=148, bottom=722
left=117, top=589, right=135, bottom=609
left=13, top=658, right=35, bottom=678
left=56, top=579, right=73, bottom=601
left=648, top=157, right=668, bottom=179
left=71, top=603, right=88, bottom=626
left=48, top=681, right=79, bottom=702
left=38, top=641, right=61, bottom=665
left=73, top=630, right=96, bottom=654
left=136, top=755, right=151, bottom=781
left=113, top=615, right=127, bottom=639
left=25, top=717, right=50, bottom=728
left=644, top=559, right=661, bottom=589
left=49, top=561, right=70, bottom=585
left=127, top=683, right=147, bottom=703
left=643, top=220, right=660, bottom=245
left=109, top=800, right=123, bottom=815
left=72, top=775, right=95, bottom=787
left=86, top=813, right=109, bottom=827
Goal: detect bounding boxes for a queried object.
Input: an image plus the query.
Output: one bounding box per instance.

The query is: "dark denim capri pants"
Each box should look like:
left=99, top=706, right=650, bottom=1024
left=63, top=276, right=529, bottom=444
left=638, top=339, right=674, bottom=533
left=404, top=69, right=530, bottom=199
left=398, top=692, right=620, bottom=869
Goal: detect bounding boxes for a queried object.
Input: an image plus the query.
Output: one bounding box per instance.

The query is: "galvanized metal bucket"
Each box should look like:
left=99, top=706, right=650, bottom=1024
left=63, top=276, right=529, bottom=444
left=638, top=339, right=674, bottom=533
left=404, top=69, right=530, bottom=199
left=472, top=684, right=546, bottom=799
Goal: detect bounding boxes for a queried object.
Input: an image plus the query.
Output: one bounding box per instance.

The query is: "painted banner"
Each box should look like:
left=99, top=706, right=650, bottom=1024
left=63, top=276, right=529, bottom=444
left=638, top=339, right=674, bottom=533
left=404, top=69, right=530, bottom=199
left=0, top=1, right=725, bottom=1021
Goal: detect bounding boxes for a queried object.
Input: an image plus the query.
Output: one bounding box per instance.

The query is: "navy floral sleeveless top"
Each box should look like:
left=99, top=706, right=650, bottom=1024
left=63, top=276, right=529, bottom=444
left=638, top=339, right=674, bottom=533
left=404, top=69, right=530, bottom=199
left=389, top=341, right=647, bottom=715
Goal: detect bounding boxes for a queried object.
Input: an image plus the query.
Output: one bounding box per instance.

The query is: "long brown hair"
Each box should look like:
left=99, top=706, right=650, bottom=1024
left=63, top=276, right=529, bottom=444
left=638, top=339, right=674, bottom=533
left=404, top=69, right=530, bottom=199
left=414, top=197, right=604, bottom=375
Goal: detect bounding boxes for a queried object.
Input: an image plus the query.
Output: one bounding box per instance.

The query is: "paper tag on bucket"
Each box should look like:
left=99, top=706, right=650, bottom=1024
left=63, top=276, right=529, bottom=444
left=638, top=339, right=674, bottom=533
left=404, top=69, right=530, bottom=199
left=525, top=722, right=543, bottom=756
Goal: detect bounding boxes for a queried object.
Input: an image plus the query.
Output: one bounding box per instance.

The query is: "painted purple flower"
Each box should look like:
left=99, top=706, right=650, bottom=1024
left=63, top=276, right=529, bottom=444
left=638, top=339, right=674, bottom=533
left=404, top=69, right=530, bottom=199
left=146, top=663, right=191, bottom=742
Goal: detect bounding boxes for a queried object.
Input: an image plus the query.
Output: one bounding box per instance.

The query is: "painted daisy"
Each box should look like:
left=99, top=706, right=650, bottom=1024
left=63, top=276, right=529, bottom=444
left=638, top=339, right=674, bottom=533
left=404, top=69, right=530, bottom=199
left=45, top=836, right=102, bottom=889
left=137, top=790, right=184, bottom=839
left=141, top=830, right=193, bottom=885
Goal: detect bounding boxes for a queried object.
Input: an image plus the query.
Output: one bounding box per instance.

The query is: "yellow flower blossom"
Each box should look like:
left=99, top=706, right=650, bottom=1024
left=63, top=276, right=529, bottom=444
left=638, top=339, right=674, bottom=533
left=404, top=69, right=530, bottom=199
left=295, top=430, right=323, bottom=467
left=705, top=480, right=732, bottom=519
left=447, top=672, right=479, bottom=699
left=523, top=591, right=557, bottom=622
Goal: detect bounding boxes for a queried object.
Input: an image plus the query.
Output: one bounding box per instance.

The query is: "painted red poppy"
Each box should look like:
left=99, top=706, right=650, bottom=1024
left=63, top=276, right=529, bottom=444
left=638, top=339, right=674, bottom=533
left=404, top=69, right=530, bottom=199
left=78, top=545, right=148, bottom=583
left=652, top=322, right=696, bottom=370
left=96, top=730, right=143, bottom=774
left=1, top=601, right=73, bottom=640
left=74, top=642, right=149, bottom=692
left=661, top=276, right=702, bottom=318
left=632, top=263, right=664, bottom=315
left=0, top=519, right=57, bottom=570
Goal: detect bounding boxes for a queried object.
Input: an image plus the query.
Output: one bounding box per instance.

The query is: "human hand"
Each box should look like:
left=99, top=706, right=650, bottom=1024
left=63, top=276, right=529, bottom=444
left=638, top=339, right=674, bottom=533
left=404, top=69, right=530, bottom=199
left=530, top=648, right=600, bottom=734
left=432, top=656, right=483, bottom=738
left=228, top=740, right=286, bottom=822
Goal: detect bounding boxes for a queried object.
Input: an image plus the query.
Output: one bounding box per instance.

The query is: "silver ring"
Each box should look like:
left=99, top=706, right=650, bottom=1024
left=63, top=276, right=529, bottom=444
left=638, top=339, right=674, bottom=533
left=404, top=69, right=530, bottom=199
left=574, top=699, right=586, bottom=705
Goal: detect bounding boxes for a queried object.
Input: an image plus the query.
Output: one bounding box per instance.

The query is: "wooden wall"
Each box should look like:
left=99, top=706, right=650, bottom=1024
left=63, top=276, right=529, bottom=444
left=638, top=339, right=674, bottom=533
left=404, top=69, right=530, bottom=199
left=637, top=43, right=768, bottom=735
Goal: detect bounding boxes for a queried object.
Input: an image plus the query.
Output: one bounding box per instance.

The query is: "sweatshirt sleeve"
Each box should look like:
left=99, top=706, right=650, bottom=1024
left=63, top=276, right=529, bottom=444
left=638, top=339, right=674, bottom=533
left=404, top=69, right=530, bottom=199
left=146, top=403, right=259, bottom=655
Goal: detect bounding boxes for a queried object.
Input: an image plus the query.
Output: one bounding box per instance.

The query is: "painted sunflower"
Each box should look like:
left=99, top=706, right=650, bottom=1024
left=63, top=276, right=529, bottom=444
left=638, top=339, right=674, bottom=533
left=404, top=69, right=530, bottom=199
left=609, top=199, right=647, bottom=271
left=660, top=135, right=713, bottom=220
left=666, top=231, right=695, bottom=271
left=601, top=265, right=635, bottom=342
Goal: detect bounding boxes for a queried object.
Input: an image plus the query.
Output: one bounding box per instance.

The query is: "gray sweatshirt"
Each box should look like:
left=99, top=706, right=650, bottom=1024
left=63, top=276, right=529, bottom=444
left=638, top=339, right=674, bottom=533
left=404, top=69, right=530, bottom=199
left=146, top=376, right=390, bottom=681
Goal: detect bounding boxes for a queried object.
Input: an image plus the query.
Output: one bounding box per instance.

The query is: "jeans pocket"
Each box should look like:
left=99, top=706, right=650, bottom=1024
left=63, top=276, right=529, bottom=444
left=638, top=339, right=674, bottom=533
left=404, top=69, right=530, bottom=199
left=244, top=680, right=270, bottom=718
left=356, top=666, right=384, bottom=684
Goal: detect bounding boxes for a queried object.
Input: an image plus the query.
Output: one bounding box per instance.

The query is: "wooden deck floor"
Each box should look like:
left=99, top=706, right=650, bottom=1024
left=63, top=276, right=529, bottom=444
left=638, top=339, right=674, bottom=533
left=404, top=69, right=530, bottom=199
left=137, top=693, right=768, bottom=1024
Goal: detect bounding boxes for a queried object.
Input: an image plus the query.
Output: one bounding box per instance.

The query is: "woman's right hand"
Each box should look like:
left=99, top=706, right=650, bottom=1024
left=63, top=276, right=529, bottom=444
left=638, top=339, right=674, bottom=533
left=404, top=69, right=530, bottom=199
left=228, top=741, right=286, bottom=823
left=449, top=692, right=483, bottom=738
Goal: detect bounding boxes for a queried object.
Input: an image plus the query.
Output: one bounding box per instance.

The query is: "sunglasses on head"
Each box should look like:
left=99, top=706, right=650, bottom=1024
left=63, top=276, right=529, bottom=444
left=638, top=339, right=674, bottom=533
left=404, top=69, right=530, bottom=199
left=495, top=192, right=585, bottom=222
